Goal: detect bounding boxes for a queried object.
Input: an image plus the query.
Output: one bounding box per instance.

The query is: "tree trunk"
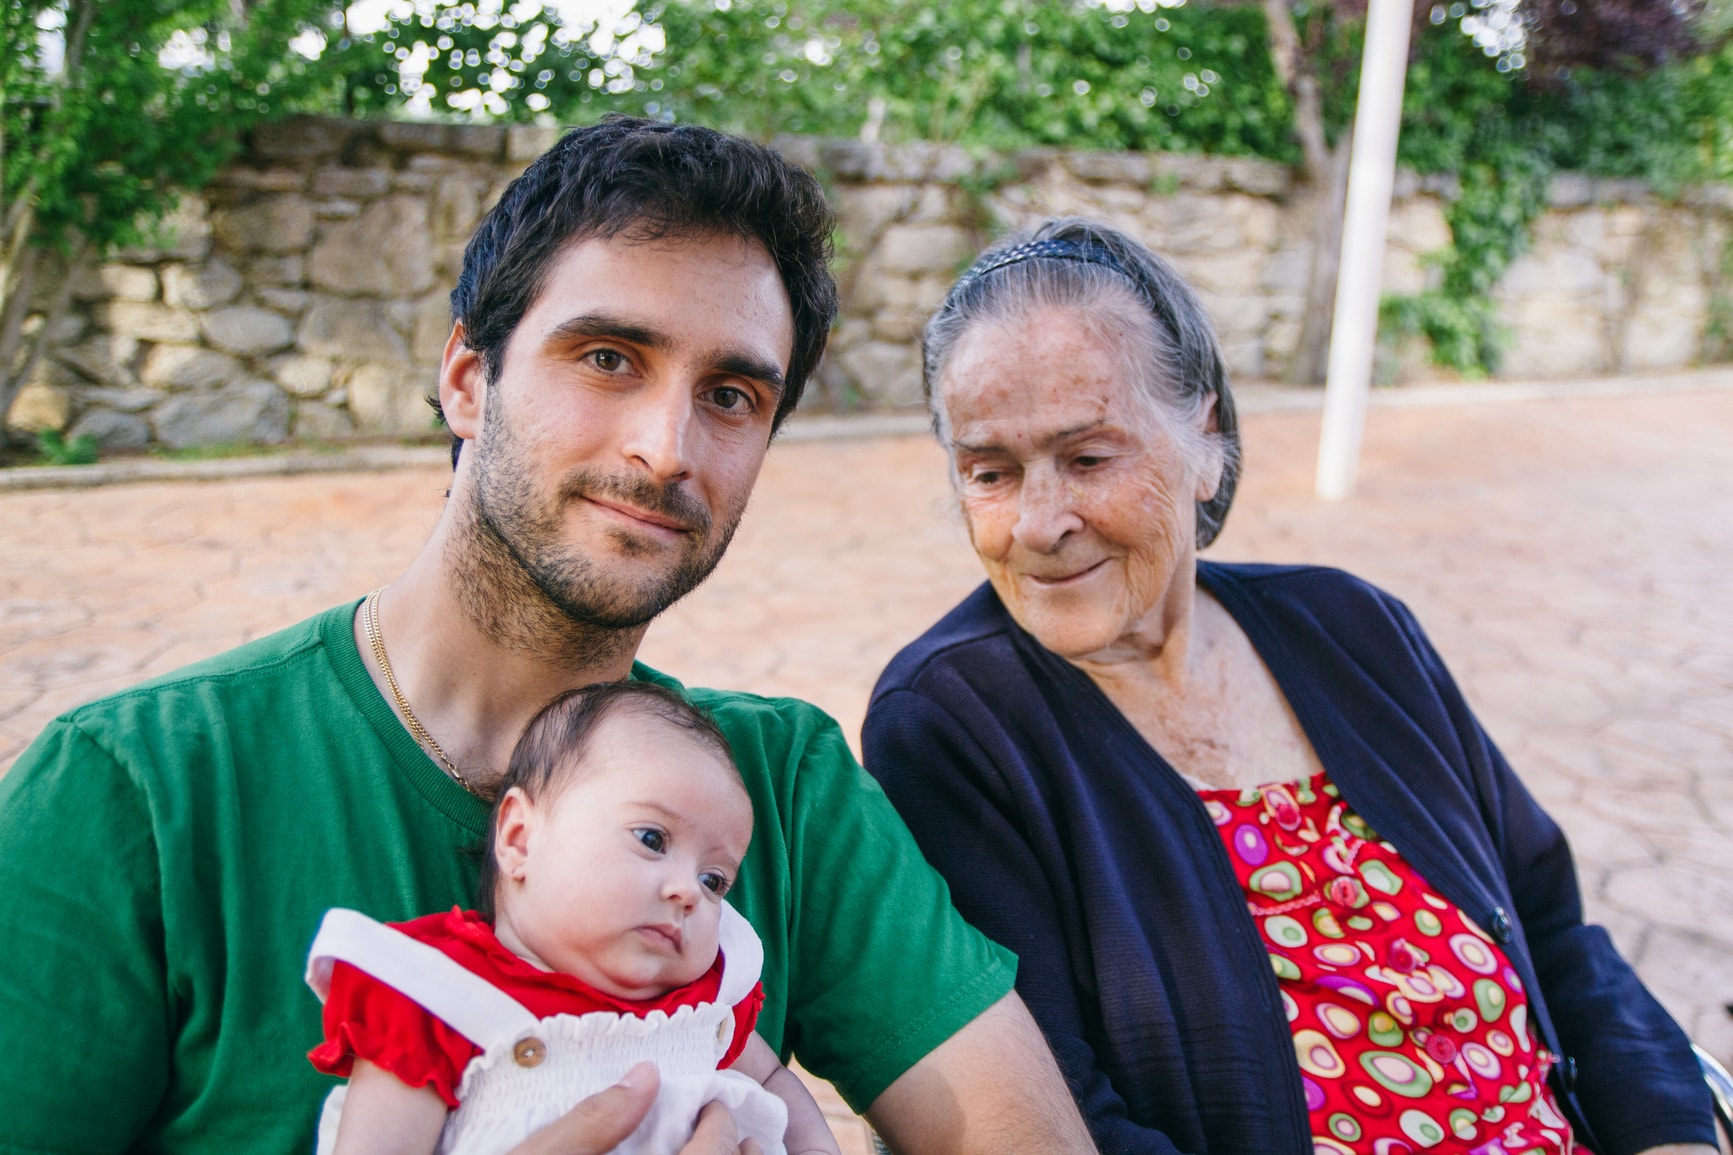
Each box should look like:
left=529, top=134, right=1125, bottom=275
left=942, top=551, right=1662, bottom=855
left=1291, top=136, right=1352, bottom=385
left=1263, top=0, right=1354, bottom=385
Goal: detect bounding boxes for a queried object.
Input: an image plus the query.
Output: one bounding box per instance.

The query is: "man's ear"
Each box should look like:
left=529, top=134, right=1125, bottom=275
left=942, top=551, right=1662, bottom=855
left=493, top=786, right=537, bottom=883
left=439, top=321, right=487, bottom=444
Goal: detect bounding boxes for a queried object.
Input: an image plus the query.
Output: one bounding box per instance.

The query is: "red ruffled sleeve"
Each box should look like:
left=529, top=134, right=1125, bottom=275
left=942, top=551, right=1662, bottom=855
left=720, top=980, right=766, bottom=1069
left=307, top=958, right=480, bottom=1109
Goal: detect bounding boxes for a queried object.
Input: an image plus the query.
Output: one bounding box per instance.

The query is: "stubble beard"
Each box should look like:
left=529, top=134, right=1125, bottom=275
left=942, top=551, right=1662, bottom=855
left=451, top=409, right=747, bottom=669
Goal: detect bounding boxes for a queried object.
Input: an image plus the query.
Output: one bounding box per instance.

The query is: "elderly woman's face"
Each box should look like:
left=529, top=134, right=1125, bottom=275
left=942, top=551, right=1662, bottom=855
left=939, top=303, right=1213, bottom=661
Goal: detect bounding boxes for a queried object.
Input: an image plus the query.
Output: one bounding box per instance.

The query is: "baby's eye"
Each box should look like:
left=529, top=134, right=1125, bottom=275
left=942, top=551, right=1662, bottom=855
left=634, top=828, right=667, bottom=854
left=699, top=871, right=730, bottom=896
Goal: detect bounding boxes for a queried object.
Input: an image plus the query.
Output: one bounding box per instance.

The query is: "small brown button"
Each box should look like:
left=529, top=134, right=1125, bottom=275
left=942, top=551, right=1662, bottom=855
left=513, top=1037, right=546, bottom=1068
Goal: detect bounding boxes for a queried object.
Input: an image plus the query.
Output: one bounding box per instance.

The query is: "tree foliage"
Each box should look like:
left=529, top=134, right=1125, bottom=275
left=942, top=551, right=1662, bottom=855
left=0, top=0, right=334, bottom=441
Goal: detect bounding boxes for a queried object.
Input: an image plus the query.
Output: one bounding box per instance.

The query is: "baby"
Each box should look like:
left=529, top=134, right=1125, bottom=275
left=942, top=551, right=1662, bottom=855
left=305, top=680, right=841, bottom=1155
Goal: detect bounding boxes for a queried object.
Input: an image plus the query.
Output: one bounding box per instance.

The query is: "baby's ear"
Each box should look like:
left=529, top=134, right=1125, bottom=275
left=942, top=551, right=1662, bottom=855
left=493, top=787, right=537, bottom=881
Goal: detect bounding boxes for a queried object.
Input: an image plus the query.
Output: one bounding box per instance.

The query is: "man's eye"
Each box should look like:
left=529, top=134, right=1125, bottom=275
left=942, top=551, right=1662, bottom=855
left=699, top=871, right=730, bottom=896
left=587, top=349, right=627, bottom=372
left=709, top=385, right=752, bottom=413
left=634, top=828, right=667, bottom=853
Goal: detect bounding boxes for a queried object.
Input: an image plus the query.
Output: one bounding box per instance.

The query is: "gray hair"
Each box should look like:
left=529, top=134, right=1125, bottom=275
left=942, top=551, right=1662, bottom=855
left=921, top=217, right=1241, bottom=549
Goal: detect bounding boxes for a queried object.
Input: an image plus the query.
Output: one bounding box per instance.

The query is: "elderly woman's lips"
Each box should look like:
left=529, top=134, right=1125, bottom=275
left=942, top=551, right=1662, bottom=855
left=1025, top=560, right=1108, bottom=586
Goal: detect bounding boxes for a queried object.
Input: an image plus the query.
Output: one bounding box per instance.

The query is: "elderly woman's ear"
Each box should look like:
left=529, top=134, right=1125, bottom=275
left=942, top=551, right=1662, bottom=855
left=1192, top=393, right=1227, bottom=509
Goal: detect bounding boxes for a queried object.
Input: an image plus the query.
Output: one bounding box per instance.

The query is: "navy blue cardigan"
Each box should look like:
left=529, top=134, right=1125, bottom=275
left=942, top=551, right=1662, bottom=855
left=863, top=562, right=1713, bottom=1155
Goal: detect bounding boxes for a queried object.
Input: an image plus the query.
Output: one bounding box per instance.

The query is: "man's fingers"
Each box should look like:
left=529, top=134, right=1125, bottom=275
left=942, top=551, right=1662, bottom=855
left=504, top=1062, right=660, bottom=1155
left=681, top=1099, right=743, bottom=1154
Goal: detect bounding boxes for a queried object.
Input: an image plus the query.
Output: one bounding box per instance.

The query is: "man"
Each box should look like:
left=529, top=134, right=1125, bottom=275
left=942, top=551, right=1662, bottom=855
left=0, top=119, right=1094, bottom=1153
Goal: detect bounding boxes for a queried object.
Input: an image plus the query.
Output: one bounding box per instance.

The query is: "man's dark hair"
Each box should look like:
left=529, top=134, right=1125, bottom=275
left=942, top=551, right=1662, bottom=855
left=477, top=679, right=741, bottom=918
left=440, top=116, right=839, bottom=465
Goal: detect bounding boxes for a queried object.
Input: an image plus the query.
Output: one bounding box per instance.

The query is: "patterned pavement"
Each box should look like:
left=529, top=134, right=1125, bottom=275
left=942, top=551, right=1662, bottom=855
left=2, top=383, right=1730, bottom=1146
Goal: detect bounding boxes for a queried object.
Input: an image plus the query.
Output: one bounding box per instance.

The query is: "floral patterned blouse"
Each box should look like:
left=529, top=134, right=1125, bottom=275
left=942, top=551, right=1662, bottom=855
left=1197, top=773, right=1585, bottom=1155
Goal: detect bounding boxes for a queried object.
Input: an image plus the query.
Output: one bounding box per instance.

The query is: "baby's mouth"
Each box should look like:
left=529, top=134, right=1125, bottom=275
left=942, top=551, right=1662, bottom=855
left=637, top=923, right=683, bottom=953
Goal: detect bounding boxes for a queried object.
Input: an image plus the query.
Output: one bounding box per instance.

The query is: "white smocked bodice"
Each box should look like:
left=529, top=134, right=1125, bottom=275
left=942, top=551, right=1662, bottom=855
left=306, top=904, right=787, bottom=1155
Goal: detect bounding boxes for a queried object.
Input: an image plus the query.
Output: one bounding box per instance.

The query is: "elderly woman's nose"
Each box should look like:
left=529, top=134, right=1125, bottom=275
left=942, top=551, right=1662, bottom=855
left=1011, top=470, right=1084, bottom=553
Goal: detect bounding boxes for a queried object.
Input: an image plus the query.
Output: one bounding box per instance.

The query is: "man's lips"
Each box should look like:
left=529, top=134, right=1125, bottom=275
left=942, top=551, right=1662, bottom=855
left=583, top=495, right=696, bottom=536
left=636, top=924, right=683, bottom=952
left=1024, top=559, right=1108, bottom=587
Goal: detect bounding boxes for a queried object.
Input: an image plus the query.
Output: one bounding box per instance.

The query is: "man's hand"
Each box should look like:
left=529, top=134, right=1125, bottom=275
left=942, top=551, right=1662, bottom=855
left=505, top=1063, right=763, bottom=1155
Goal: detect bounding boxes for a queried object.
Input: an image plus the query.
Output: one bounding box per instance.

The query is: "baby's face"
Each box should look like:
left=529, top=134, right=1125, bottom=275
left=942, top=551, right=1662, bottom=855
left=494, top=716, right=753, bottom=1000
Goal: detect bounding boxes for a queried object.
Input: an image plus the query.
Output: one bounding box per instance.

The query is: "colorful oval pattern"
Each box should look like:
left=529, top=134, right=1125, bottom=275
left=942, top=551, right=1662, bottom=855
left=1199, top=773, right=1575, bottom=1155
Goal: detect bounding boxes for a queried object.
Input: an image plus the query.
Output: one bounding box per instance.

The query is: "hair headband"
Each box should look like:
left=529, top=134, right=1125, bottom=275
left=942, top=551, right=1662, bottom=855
left=945, top=238, right=1135, bottom=303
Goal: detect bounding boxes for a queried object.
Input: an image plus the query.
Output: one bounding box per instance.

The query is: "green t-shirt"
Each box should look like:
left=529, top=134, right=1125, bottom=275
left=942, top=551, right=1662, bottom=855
left=0, top=601, right=1014, bottom=1154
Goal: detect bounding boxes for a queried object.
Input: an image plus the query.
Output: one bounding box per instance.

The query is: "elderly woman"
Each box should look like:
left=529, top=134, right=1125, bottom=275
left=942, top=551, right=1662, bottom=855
left=861, top=218, right=1717, bottom=1155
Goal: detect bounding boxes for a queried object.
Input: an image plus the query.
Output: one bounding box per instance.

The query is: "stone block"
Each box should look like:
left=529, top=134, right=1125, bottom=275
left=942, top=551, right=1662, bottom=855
left=70, top=264, right=158, bottom=303
left=299, top=297, right=410, bottom=363
left=251, top=116, right=351, bottom=161
left=5, top=381, right=72, bottom=433
left=161, top=260, right=243, bottom=310
left=217, top=167, right=307, bottom=193
left=312, top=167, right=392, bottom=199
left=379, top=121, right=452, bottom=153
left=1063, top=151, right=1151, bottom=185
left=270, top=354, right=334, bottom=398
left=447, top=123, right=505, bottom=158
left=432, top=175, right=483, bottom=242
left=1149, top=153, right=1227, bottom=193
left=69, top=407, right=150, bottom=450
left=1386, top=198, right=1452, bottom=257
left=346, top=362, right=436, bottom=436
left=874, top=225, right=975, bottom=275
left=835, top=339, right=923, bottom=408
left=393, top=171, right=435, bottom=194
left=200, top=307, right=296, bottom=357
left=507, top=124, right=561, bottom=163
left=250, top=254, right=306, bottom=287
left=214, top=196, right=314, bottom=254
left=257, top=288, right=310, bottom=315
left=814, top=140, right=977, bottom=183
left=58, top=335, right=141, bottom=386
left=871, top=310, right=928, bottom=343
left=315, top=198, right=362, bottom=220
left=74, top=386, right=163, bottom=414
left=113, top=197, right=212, bottom=262
left=1497, top=297, right=1610, bottom=377
left=103, top=302, right=201, bottom=344
left=309, top=197, right=436, bottom=297
left=1224, top=157, right=1292, bottom=199
left=140, top=345, right=244, bottom=391
left=151, top=380, right=290, bottom=448
left=1177, top=249, right=1264, bottom=298
left=411, top=294, right=454, bottom=363
left=1547, top=173, right=1594, bottom=208
left=1498, top=247, right=1605, bottom=297
left=293, top=400, right=356, bottom=441
left=1622, top=288, right=1706, bottom=370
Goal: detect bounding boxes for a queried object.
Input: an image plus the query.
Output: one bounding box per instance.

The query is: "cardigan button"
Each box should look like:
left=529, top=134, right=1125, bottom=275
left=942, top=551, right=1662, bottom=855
left=1490, top=907, right=1513, bottom=943
left=1562, top=1055, right=1578, bottom=1091
left=513, top=1037, right=546, bottom=1068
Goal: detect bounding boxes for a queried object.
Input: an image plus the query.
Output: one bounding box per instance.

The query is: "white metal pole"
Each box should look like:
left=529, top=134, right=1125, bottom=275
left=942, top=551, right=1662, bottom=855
left=1314, top=0, right=1414, bottom=502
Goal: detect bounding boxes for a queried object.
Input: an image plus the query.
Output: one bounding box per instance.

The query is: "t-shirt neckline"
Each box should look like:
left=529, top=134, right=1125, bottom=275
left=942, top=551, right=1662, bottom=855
left=320, top=598, right=492, bottom=835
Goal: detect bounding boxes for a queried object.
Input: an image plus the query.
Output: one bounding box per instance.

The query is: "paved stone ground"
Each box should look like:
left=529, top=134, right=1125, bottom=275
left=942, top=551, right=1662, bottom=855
left=3, top=386, right=1731, bottom=1146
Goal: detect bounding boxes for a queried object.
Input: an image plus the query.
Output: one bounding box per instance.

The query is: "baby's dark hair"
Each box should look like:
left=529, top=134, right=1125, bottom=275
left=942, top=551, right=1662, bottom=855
left=477, top=680, right=740, bottom=918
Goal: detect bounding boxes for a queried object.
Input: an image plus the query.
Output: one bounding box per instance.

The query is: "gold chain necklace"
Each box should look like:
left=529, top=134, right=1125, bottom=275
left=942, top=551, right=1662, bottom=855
left=363, top=587, right=483, bottom=799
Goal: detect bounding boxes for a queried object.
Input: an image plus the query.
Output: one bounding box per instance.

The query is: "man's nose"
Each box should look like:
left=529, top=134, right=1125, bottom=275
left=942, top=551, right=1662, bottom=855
left=620, top=381, right=695, bottom=482
left=1011, top=467, right=1083, bottom=554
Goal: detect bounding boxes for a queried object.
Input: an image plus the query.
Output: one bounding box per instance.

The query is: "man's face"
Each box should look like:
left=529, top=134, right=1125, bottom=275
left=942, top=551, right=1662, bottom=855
left=462, top=232, right=795, bottom=629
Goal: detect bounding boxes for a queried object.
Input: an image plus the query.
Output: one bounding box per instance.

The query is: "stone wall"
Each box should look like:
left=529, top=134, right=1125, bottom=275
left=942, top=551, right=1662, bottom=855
left=8, top=115, right=1732, bottom=449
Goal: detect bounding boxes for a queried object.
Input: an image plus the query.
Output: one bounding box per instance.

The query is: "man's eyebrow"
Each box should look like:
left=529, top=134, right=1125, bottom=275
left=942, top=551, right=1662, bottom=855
left=708, top=350, right=786, bottom=398
left=543, top=312, right=672, bottom=352
left=951, top=418, right=1107, bottom=456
